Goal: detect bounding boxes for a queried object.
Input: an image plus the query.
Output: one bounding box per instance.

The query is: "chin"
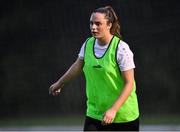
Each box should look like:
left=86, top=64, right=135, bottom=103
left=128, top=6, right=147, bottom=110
left=92, top=34, right=101, bottom=39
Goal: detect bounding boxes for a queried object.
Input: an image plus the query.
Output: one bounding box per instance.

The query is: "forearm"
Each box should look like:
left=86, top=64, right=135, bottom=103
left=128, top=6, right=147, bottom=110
left=102, top=82, right=134, bottom=125
left=112, top=82, right=133, bottom=112
left=57, top=59, right=83, bottom=85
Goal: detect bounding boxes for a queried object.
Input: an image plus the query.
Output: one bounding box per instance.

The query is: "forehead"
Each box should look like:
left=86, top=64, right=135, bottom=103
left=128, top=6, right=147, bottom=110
left=90, top=12, right=107, bottom=22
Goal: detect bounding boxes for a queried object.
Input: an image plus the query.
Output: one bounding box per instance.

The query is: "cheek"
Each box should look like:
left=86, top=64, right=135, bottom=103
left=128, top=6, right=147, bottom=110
left=100, top=27, right=108, bottom=34
left=98, top=26, right=105, bottom=32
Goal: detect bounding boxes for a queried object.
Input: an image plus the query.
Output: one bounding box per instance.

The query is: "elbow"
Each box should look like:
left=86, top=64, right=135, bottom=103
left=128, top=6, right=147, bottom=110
left=124, top=81, right=134, bottom=90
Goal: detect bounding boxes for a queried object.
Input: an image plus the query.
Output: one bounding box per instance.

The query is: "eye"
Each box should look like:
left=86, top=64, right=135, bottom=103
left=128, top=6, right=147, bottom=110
left=89, top=21, right=93, bottom=26
left=95, top=22, right=101, bottom=26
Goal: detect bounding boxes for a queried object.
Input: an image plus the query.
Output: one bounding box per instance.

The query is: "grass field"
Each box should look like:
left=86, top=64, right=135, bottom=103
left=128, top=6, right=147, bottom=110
left=0, top=114, right=180, bottom=131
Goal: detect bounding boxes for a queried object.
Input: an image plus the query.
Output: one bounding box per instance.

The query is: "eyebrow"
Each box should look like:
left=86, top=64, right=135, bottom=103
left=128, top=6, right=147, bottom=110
left=90, top=21, right=101, bottom=25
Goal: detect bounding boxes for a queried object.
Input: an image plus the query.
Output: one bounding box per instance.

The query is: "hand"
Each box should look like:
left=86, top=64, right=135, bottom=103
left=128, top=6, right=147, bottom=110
left=101, top=107, right=117, bottom=125
left=49, top=81, right=64, bottom=96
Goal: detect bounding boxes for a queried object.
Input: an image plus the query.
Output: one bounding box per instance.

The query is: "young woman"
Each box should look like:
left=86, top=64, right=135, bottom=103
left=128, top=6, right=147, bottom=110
left=49, top=6, right=139, bottom=131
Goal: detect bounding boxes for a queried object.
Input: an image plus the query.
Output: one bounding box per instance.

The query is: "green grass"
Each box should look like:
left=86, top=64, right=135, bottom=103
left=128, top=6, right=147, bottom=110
left=140, top=114, right=180, bottom=125
left=0, top=114, right=180, bottom=127
left=0, top=115, right=84, bottom=127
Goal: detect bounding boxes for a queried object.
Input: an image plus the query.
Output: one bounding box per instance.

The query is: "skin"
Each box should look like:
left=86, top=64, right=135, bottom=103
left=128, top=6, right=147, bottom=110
left=49, top=12, right=135, bottom=126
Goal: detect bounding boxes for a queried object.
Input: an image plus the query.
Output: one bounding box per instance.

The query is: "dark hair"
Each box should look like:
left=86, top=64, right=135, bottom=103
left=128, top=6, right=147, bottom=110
left=93, top=6, right=121, bottom=38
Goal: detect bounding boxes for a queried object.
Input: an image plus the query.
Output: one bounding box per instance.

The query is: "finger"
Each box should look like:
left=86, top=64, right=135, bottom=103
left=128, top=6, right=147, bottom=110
left=49, top=85, right=54, bottom=95
left=51, top=87, right=56, bottom=96
left=107, top=119, right=113, bottom=124
left=52, top=89, right=56, bottom=96
left=101, top=120, right=106, bottom=126
left=55, top=90, right=60, bottom=96
left=51, top=89, right=56, bottom=96
left=102, top=116, right=113, bottom=125
left=101, top=117, right=105, bottom=125
left=105, top=119, right=111, bottom=125
left=55, top=89, right=60, bottom=94
left=102, top=121, right=109, bottom=126
left=54, top=92, right=58, bottom=96
left=56, top=89, right=61, bottom=93
left=53, top=89, right=61, bottom=96
left=111, top=118, right=114, bottom=123
left=52, top=89, right=57, bottom=96
left=102, top=116, right=108, bottom=125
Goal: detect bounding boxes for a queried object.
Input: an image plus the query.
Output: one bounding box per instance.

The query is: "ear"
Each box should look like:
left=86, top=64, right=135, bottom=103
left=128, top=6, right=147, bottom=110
left=107, top=22, right=112, bottom=30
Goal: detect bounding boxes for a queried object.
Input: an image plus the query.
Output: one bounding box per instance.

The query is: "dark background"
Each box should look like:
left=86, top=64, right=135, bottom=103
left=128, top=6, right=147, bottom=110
left=0, top=0, right=180, bottom=121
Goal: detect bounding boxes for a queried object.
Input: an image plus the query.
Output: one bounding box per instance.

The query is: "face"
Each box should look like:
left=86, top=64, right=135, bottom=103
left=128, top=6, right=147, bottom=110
left=90, top=12, right=112, bottom=39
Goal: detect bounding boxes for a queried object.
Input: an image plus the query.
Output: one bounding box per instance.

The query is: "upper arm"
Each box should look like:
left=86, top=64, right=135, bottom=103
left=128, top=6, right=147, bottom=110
left=121, top=69, right=134, bottom=84
left=78, top=43, right=85, bottom=60
left=117, top=41, right=135, bottom=71
left=74, top=57, right=84, bottom=72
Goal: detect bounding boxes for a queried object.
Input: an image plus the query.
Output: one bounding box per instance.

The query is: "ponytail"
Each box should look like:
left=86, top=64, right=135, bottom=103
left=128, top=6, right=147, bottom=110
left=105, top=6, right=121, bottom=39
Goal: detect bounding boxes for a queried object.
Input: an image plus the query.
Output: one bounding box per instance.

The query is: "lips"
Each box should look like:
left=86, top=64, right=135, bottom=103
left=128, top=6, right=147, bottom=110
left=92, top=31, right=98, bottom=35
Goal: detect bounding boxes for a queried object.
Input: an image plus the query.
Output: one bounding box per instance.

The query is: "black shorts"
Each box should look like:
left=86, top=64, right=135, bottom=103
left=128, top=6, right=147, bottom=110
left=83, top=116, right=139, bottom=131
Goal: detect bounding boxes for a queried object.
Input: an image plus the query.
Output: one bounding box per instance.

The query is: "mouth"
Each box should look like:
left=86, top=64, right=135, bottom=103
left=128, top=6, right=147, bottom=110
left=92, top=31, right=98, bottom=35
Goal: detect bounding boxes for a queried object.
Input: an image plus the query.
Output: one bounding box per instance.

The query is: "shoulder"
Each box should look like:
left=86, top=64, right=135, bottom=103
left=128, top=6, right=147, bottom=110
left=118, top=40, right=134, bottom=53
left=86, top=37, right=95, bottom=44
left=81, top=37, right=94, bottom=50
left=118, top=40, right=130, bottom=50
left=117, top=40, right=134, bottom=58
left=116, top=40, right=135, bottom=71
left=78, top=37, right=92, bottom=60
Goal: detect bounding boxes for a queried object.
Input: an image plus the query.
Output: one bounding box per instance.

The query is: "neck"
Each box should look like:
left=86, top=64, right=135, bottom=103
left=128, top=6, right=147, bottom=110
left=97, top=34, right=113, bottom=46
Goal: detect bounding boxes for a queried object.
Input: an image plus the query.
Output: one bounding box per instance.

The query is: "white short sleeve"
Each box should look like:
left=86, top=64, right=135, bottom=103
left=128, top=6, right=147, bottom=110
left=117, top=40, right=135, bottom=71
left=78, top=42, right=85, bottom=60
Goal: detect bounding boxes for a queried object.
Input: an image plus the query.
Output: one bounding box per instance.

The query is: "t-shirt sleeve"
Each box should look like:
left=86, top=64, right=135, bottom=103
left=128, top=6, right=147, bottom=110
left=78, top=42, right=85, bottom=60
left=117, top=40, right=135, bottom=71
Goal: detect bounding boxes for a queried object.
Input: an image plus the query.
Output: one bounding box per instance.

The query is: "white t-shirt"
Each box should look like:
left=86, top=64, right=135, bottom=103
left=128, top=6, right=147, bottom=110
left=78, top=39, right=135, bottom=71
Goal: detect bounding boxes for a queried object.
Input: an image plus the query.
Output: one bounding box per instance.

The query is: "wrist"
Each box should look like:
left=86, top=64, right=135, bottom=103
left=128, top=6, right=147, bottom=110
left=111, top=104, right=119, bottom=113
left=58, top=79, right=65, bottom=86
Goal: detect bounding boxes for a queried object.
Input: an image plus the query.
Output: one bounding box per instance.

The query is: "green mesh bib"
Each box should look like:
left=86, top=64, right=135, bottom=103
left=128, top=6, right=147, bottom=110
left=83, top=36, right=139, bottom=122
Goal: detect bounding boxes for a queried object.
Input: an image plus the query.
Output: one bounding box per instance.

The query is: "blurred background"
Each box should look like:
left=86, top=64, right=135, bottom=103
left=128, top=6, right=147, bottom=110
left=0, top=0, right=180, bottom=131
